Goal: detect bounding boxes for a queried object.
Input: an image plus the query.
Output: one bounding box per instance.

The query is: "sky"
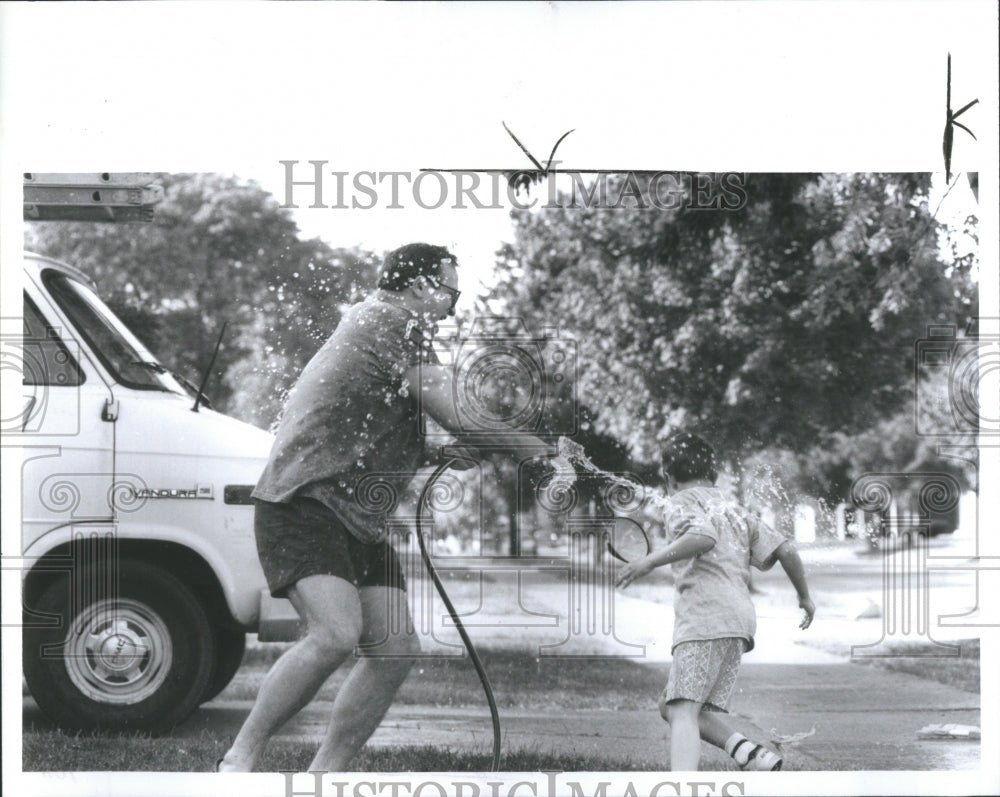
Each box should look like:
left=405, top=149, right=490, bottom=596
left=251, top=163, right=519, bottom=310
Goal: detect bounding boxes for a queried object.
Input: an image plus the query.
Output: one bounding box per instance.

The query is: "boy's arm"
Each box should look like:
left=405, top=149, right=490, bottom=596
left=615, top=531, right=715, bottom=589
left=774, top=541, right=815, bottom=629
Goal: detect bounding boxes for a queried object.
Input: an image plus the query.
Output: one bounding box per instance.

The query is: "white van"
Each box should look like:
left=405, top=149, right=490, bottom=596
left=16, top=251, right=298, bottom=733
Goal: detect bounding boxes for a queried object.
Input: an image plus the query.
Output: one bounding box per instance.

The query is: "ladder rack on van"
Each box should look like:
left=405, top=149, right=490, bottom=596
left=23, top=173, right=164, bottom=222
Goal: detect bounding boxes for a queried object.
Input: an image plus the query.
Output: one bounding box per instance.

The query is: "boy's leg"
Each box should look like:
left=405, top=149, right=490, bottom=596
left=661, top=703, right=783, bottom=771
left=663, top=699, right=704, bottom=771
left=659, top=638, right=782, bottom=771
left=220, top=574, right=363, bottom=772
left=698, top=709, right=770, bottom=748
left=307, top=585, right=420, bottom=770
left=698, top=710, right=782, bottom=769
left=660, top=640, right=725, bottom=771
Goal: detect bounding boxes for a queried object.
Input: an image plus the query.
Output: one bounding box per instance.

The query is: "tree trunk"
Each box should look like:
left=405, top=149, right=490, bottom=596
left=506, top=465, right=520, bottom=557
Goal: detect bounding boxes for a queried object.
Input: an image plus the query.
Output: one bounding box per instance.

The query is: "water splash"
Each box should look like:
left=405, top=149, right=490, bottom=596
left=770, top=724, right=817, bottom=747
left=557, top=436, right=670, bottom=511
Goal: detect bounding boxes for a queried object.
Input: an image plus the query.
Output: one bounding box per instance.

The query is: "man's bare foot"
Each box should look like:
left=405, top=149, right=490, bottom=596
left=216, top=750, right=255, bottom=772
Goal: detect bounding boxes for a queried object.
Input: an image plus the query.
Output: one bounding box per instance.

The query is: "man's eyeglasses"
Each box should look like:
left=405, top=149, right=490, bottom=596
left=426, top=277, right=461, bottom=301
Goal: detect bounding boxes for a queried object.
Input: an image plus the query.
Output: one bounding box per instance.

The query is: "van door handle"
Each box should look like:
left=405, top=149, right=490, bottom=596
left=102, top=399, right=119, bottom=422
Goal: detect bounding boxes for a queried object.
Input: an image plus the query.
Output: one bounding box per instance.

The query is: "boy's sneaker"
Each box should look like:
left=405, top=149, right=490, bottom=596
left=742, top=746, right=783, bottom=771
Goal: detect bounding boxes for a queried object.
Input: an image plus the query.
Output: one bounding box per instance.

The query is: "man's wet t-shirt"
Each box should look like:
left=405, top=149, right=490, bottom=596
left=253, top=294, right=437, bottom=543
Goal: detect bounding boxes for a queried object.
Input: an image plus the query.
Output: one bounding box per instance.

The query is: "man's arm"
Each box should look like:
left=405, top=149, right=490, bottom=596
left=774, top=541, right=815, bottom=629
left=407, top=363, right=554, bottom=452
left=615, top=532, right=716, bottom=588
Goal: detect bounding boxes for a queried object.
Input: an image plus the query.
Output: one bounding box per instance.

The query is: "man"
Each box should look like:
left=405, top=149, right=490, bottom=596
left=219, top=243, right=563, bottom=772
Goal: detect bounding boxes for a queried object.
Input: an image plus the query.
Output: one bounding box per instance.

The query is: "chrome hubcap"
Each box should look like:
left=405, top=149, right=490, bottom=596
left=64, top=598, right=172, bottom=705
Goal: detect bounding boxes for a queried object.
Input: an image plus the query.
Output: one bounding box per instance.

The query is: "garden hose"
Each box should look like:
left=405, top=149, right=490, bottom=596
left=415, top=458, right=502, bottom=772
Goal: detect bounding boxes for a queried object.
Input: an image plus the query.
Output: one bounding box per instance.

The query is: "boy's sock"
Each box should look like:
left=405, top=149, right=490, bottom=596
left=724, top=733, right=783, bottom=771
left=724, top=733, right=756, bottom=766
left=742, top=746, right=782, bottom=771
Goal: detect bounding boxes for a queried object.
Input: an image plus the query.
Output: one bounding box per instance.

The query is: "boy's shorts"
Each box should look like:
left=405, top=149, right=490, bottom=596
left=661, top=638, right=749, bottom=712
left=254, top=496, right=406, bottom=599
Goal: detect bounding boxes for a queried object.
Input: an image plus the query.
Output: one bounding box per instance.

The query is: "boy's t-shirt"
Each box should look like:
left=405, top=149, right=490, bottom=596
left=662, top=485, right=786, bottom=652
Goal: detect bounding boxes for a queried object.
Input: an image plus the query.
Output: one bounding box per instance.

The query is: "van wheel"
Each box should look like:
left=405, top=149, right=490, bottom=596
left=23, top=562, right=216, bottom=734
left=201, top=625, right=247, bottom=703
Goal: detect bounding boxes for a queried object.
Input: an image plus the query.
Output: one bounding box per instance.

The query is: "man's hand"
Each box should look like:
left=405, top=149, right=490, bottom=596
left=798, top=596, right=815, bottom=630
left=615, top=555, right=655, bottom=589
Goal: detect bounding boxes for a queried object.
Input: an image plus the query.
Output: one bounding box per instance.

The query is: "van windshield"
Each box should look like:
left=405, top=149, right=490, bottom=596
left=43, top=269, right=186, bottom=394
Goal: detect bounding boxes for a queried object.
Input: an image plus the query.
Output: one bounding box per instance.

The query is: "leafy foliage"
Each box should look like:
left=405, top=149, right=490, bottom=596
left=487, top=173, right=978, bottom=503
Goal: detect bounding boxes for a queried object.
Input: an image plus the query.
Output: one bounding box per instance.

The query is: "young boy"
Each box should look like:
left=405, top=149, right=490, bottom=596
left=615, top=432, right=815, bottom=772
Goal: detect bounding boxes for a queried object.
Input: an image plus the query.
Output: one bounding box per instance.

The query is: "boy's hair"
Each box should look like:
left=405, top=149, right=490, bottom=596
left=661, top=432, right=718, bottom=484
left=378, top=243, right=455, bottom=292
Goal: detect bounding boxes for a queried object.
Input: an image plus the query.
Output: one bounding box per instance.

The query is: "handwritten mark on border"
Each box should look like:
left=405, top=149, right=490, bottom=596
left=943, top=53, right=978, bottom=184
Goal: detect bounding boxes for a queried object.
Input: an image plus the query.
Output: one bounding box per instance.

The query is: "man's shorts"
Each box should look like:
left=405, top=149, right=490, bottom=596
left=661, top=638, right=749, bottom=712
left=254, top=497, right=406, bottom=599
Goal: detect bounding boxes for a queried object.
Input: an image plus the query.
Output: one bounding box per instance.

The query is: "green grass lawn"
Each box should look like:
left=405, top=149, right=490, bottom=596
left=225, top=644, right=668, bottom=710
left=800, top=637, right=980, bottom=693
left=857, top=638, right=980, bottom=692
left=22, top=637, right=981, bottom=772
left=223, top=567, right=671, bottom=709
left=22, top=730, right=646, bottom=773
left=23, top=645, right=669, bottom=772
left=21, top=557, right=981, bottom=774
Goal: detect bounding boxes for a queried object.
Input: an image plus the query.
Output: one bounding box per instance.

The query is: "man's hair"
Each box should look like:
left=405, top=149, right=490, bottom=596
left=661, top=432, right=718, bottom=484
left=378, top=243, right=455, bottom=292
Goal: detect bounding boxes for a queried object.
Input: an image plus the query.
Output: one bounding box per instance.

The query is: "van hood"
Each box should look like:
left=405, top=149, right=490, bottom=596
left=116, top=391, right=275, bottom=463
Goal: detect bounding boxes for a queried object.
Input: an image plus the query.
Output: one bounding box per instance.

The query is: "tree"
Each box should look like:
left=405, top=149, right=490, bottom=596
left=25, top=173, right=378, bottom=423
left=225, top=244, right=379, bottom=427
left=794, top=363, right=978, bottom=505
left=487, top=173, right=977, bottom=491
